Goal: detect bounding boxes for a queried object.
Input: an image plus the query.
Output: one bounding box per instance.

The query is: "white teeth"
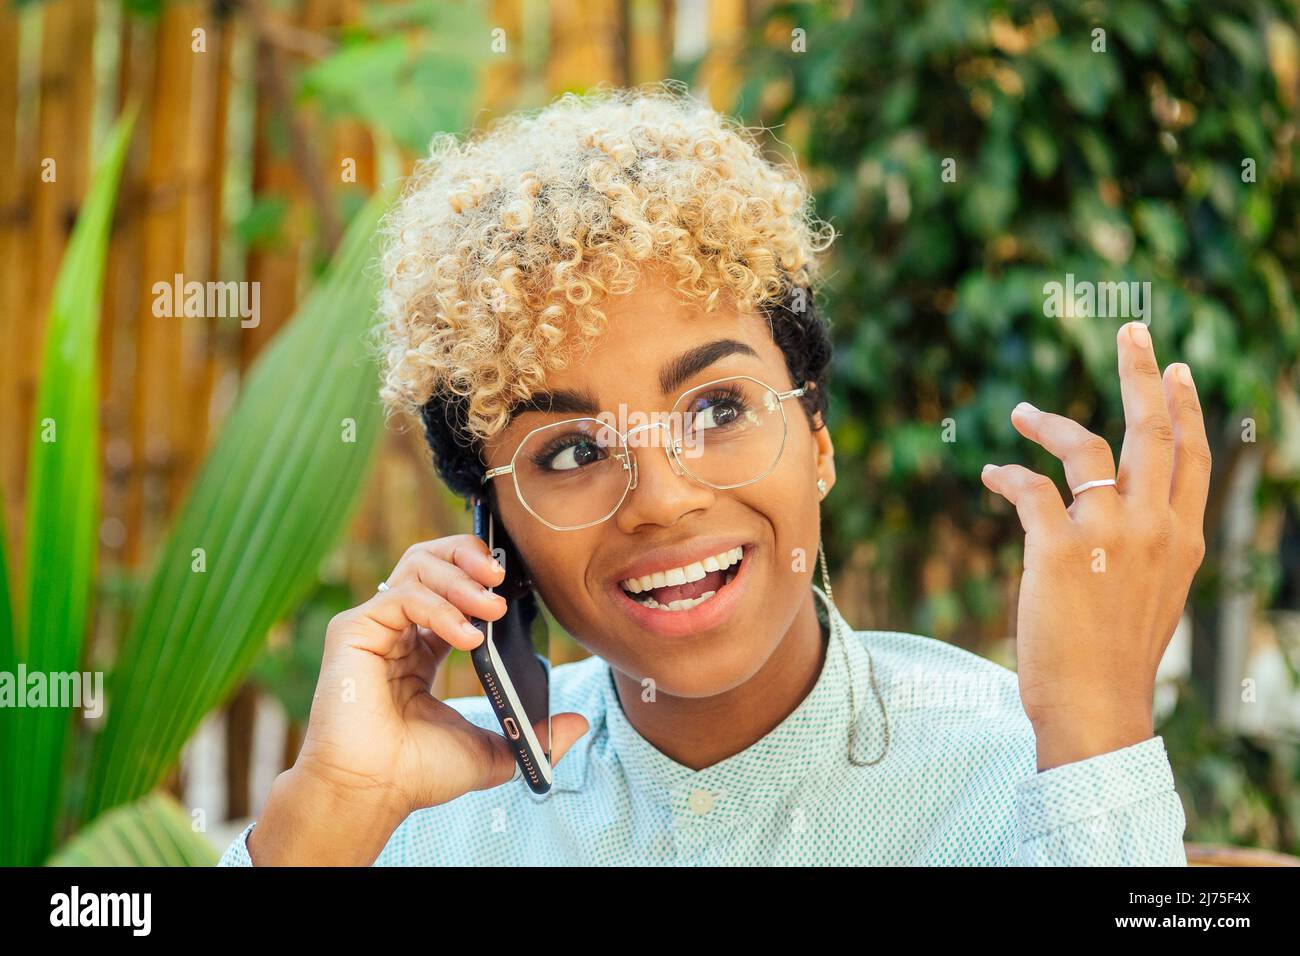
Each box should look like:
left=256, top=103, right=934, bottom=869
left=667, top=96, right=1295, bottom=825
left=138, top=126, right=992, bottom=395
left=620, top=546, right=744, bottom=594
left=632, top=560, right=741, bottom=611
left=637, top=589, right=717, bottom=612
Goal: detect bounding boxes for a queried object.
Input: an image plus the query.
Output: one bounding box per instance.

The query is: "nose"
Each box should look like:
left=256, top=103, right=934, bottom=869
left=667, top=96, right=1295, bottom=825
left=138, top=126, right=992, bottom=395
left=613, top=422, right=713, bottom=533
left=624, top=421, right=685, bottom=486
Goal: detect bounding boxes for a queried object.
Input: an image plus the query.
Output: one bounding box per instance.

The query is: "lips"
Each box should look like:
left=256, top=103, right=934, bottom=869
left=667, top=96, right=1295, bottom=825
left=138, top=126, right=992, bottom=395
left=609, top=536, right=752, bottom=588
left=609, top=542, right=754, bottom=638
left=627, top=563, right=731, bottom=609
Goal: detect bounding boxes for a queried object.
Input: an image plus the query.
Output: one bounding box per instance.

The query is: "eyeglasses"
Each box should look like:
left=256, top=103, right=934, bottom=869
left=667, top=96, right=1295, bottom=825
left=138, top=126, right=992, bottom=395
left=482, top=374, right=812, bottom=531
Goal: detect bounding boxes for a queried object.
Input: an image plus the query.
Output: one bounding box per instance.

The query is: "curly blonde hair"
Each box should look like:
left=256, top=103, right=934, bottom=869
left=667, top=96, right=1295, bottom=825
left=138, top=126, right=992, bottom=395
left=377, top=80, right=837, bottom=497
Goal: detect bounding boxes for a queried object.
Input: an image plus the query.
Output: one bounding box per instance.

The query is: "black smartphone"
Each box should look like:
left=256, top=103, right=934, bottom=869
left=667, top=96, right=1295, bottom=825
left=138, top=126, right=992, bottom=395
left=469, top=492, right=552, bottom=794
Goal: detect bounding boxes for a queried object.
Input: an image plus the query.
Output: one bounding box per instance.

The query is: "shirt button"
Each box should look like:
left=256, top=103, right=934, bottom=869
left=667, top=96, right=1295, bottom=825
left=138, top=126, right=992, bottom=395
left=687, top=788, right=715, bottom=815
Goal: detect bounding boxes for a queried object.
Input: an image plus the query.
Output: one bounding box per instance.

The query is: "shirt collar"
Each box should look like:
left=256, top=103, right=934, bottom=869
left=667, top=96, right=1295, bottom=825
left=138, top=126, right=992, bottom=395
left=594, top=584, right=882, bottom=830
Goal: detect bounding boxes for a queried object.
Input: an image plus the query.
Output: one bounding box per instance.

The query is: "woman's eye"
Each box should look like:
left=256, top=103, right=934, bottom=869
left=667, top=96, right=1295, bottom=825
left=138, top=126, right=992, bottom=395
left=547, top=440, right=605, bottom=472
left=692, top=397, right=743, bottom=430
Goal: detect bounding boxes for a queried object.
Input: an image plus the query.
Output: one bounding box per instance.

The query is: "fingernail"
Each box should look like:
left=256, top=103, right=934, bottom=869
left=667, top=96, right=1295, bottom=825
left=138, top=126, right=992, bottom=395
left=982, top=463, right=996, bottom=475
left=1128, top=322, right=1151, bottom=348
left=490, top=559, right=504, bottom=575
left=1014, top=402, right=1038, bottom=415
left=462, top=621, right=482, bottom=638
left=1175, top=363, right=1194, bottom=387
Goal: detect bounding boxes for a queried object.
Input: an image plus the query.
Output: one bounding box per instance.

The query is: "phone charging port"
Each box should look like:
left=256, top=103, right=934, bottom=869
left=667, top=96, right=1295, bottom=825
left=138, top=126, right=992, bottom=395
left=503, top=717, right=521, bottom=740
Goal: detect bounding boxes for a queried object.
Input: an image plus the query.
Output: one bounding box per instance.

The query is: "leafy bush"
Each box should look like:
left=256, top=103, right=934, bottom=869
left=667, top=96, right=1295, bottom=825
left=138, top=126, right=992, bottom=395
left=739, top=0, right=1300, bottom=850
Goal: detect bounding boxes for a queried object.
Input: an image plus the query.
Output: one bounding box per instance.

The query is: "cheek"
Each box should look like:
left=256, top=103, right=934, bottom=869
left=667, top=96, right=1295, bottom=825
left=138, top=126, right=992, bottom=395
left=515, top=541, right=599, bottom=633
left=525, top=555, right=578, bottom=610
left=753, top=462, right=820, bottom=546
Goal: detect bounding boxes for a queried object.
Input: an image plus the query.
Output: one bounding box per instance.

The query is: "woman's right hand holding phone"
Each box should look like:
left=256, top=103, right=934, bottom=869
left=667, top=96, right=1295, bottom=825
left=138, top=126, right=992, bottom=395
left=246, top=535, right=589, bottom=865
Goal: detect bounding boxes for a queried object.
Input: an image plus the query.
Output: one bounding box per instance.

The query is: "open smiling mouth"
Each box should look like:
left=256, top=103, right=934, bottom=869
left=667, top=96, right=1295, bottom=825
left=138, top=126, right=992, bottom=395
left=617, top=546, right=745, bottom=613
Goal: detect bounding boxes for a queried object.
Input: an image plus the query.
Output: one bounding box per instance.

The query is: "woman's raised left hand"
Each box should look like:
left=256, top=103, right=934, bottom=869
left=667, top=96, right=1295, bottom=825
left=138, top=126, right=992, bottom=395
left=981, top=320, right=1212, bottom=770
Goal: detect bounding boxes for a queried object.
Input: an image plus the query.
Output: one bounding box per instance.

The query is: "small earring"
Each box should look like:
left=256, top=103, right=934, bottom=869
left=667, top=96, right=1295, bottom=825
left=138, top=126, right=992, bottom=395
left=816, top=478, right=828, bottom=499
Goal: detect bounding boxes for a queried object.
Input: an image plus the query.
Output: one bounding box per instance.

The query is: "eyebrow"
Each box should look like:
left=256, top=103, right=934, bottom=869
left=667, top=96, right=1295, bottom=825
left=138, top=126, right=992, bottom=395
left=504, top=338, right=761, bottom=421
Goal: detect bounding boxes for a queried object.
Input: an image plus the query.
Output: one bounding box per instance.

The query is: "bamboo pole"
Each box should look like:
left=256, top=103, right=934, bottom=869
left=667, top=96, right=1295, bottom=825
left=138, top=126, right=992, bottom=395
left=240, top=15, right=306, bottom=367
left=97, top=9, right=153, bottom=605
left=124, top=2, right=198, bottom=565
left=483, top=0, right=523, bottom=113
left=188, top=2, right=236, bottom=463
left=223, top=681, right=258, bottom=819
left=170, top=0, right=225, bottom=502
left=547, top=0, right=623, bottom=94
left=30, top=0, right=95, bottom=317
left=701, top=0, right=745, bottom=110
left=0, top=4, right=26, bottom=577
left=9, top=0, right=96, bottom=570
left=629, top=0, right=671, bottom=84
left=325, top=1, right=374, bottom=193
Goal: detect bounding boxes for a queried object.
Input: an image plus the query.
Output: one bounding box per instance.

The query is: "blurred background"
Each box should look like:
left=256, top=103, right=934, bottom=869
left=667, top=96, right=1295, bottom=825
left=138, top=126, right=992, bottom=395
left=1, top=0, right=1298, bottom=866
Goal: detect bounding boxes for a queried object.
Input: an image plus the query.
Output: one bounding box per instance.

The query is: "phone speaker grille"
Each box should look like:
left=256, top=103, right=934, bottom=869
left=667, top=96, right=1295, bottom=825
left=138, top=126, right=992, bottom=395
left=481, top=671, right=506, bottom=711
left=518, top=747, right=538, bottom=784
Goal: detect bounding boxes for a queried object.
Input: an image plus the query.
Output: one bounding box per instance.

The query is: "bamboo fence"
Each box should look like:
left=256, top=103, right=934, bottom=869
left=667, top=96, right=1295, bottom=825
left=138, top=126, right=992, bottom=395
left=2, top=0, right=755, bottom=821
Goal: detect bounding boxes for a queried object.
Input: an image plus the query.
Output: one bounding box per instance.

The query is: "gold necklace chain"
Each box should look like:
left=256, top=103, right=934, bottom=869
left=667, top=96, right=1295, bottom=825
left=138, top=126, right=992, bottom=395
left=819, top=534, right=892, bottom=767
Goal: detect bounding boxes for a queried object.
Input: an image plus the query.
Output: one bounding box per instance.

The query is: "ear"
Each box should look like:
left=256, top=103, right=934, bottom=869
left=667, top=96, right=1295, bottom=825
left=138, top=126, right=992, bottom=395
left=811, top=410, right=836, bottom=495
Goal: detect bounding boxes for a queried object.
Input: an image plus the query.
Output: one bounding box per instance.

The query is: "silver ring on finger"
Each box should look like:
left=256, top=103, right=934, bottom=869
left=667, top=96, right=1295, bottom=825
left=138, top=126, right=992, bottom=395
left=1070, top=478, right=1118, bottom=496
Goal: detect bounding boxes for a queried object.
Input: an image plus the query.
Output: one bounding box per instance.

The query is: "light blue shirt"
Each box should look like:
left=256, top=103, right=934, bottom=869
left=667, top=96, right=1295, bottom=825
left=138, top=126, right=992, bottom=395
left=219, top=585, right=1187, bottom=865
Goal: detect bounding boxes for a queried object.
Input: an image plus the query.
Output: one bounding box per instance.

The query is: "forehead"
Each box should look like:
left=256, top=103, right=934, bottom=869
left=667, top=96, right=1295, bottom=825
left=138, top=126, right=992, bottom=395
left=544, top=276, right=783, bottom=397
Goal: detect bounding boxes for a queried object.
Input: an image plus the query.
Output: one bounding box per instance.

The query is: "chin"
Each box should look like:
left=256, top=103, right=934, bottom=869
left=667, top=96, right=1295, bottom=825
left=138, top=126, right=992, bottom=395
left=626, top=631, right=775, bottom=700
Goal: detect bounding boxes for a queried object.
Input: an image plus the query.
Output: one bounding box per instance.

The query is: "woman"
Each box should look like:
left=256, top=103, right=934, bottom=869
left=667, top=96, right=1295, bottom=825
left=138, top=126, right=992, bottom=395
left=220, top=83, right=1207, bottom=866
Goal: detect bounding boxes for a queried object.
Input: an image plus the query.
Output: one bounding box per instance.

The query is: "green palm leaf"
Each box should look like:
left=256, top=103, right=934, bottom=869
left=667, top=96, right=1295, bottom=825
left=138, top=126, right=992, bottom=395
left=0, top=502, right=16, bottom=865
left=82, top=185, right=395, bottom=821
left=7, top=111, right=135, bottom=866
left=48, top=792, right=217, bottom=866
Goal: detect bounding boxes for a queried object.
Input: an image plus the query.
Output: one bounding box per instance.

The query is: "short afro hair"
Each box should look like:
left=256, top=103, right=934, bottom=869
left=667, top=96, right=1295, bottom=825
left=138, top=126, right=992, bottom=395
left=376, top=80, right=837, bottom=501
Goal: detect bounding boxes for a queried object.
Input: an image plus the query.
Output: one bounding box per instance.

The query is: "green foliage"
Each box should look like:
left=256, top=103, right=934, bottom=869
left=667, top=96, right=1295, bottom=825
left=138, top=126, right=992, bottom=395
left=48, top=792, right=217, bottom=867
left=233, top=195, right=291, bottom=252
left=742, top=0, right=1300, bottom=851
left=0, top=159, right=394, bottom=866
left=743, top=0, right=1300, bottom=635
left=0, top=488, right=15, bottom=866
left=1161, top=686, right=1300, bottom=849
left=250, top=581, right=353, bottom=725
left=4, top=111, right=135, bottom=866
left=299, top=2, right=486, bottom=153
left=81, top=187, right=395, bottom=823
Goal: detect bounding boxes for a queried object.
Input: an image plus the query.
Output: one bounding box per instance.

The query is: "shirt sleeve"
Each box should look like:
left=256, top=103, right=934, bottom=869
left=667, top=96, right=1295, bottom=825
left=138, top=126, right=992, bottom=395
left=216, top=822, right=257, bottom=867
left=215, top=818, right=416, bottom=866
left=1014, top=734, right=1188, bottom=866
